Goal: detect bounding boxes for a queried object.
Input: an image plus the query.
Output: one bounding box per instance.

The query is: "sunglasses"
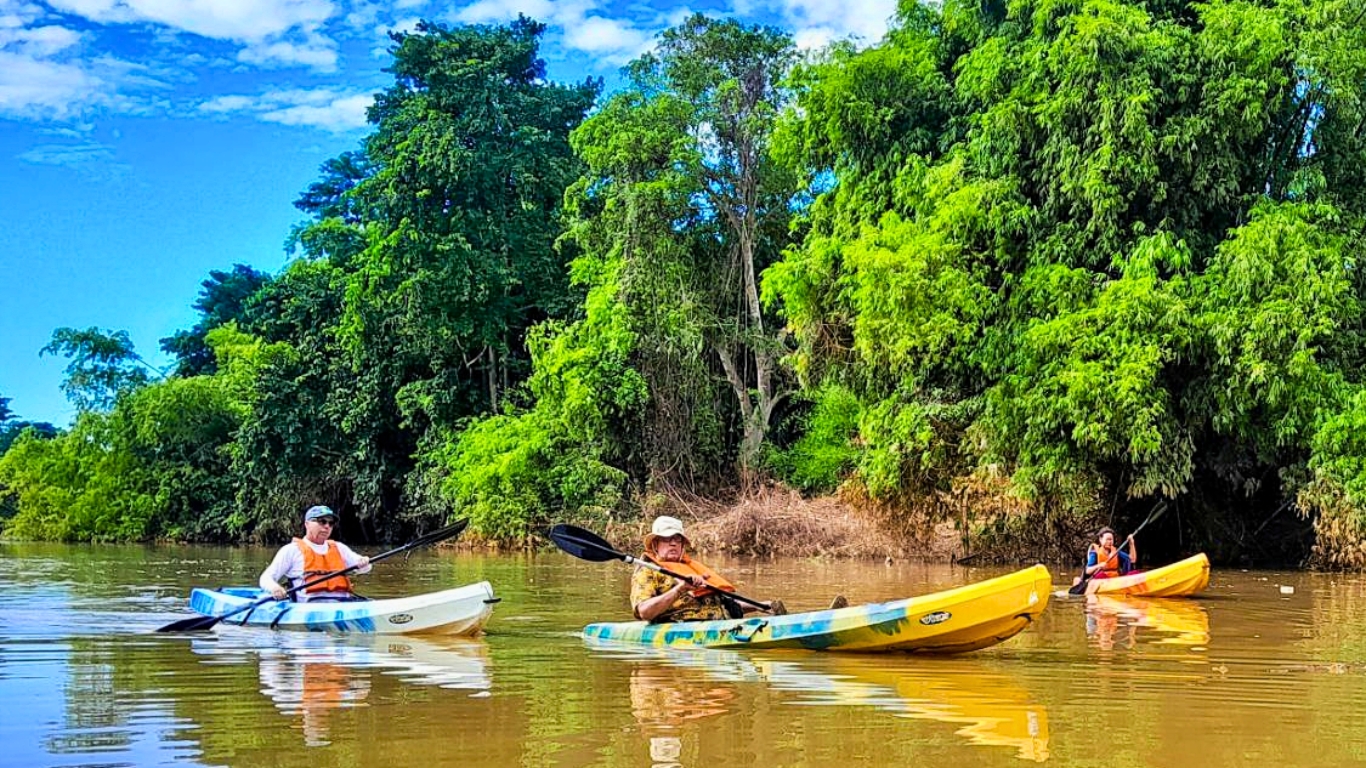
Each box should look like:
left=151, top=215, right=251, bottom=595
left=313, top=518, right=337, bottom=526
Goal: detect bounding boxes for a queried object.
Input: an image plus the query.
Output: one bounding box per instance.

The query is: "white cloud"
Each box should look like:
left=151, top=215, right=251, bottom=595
left=237, top=34, right=338, bottom=70
left=38, top=0, right=343, bottom=76
left=44, top=0, right=338, bottom=42
left=40, top=125, right=94, bottom=137
left=0, top=0, right=43, bottom=29
left=18, top=140, right=114, bottom=165
left=0, top=50, right=102, bottom=119
left=447, top=0, right=892, bottom=64
left=0, top=23, right=82, bottom=56
left=792, top=26, right=834, bottom=51
left=260, top=92, right=369, bottom=129
left=769, top=0, right=895, bottom=47
left=196, top=87, right=371, bottom=131
left=16, top=136, right=130, bottom=175
left=391, top=16, right=421, bottom=32
left=1, top=0, right=898, bottom=130
left=197, top=93, right=254, bottom=112
left=342, top=0, right=382, bottom=32
left=563, top=15, right=650, bottom=56
left=451, top=0, right=653, bottom=64
left=453, top=0, right=557, bottom=24
left=0, top=42, right=171, bottom=121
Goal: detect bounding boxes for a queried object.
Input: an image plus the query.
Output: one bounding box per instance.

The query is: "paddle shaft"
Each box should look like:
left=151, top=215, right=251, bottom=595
left=156, top=520, right=466, bottom=632
left=547, top=524, right=774, bottom=612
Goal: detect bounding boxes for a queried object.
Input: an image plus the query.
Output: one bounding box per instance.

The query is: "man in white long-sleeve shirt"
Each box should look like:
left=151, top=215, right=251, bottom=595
left=259, top=505, right=372, bottom=602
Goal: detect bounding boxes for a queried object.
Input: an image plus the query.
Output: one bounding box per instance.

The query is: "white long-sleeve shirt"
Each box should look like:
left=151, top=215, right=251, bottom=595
left=259, top=538, right=372, bottom=601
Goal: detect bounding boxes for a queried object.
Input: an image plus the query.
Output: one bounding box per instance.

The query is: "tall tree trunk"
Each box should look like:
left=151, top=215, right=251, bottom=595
left=486, top=346, right=499, bottom=412
left=720, top=211, right=783, bottom=478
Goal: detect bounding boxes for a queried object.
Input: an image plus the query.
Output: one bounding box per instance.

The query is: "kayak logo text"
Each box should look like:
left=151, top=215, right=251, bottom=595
left=919, top=611, right=952, bottom=626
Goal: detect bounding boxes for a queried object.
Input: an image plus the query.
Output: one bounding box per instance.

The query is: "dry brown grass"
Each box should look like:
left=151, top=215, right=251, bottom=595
left=569, top=471, right=1099, bottom=563
left=613, top=483, right=958, bottom=560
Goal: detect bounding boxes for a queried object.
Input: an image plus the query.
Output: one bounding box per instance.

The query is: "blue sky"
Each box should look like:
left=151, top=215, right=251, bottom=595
left=0, top=0, right=894, bottom=426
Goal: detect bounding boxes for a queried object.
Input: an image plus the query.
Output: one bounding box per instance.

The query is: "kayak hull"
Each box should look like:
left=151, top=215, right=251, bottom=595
left=584, top=565, right=1051, bottom=654
left=187, top=582, right=498, bottom=634
left=1089, top=554, right=1210, bottom=597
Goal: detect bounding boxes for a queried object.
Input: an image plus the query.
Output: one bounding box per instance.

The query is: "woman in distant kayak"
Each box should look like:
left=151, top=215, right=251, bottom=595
left=1087, top=526, right=1137, bottom=579
left=1068, top=526, right=1139, bottom=595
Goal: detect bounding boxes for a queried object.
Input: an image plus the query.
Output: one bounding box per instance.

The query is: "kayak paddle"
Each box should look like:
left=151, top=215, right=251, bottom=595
left=1068, top=502, right=1169, bottom=596
left=155, top=518, right=469, bottom=633
left=548, top=523, right=773, bottom=613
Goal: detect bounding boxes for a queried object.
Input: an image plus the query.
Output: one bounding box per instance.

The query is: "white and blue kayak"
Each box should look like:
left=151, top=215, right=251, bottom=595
left=187, top=582, right=498, bottom=635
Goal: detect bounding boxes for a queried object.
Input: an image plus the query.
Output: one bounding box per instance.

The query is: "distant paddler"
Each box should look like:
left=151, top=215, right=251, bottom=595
left=1070, top=526, right=1137, bottom=596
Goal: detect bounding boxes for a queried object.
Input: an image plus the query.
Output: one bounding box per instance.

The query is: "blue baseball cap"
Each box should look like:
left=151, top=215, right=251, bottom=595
left=304, top=505, right=337, bottom=523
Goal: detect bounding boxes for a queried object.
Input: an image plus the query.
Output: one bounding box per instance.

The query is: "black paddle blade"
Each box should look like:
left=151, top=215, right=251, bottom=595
left=155, top=613, right=228, bottom=633
left=409, top=518, right=470, bottom=551
left=549, top=524, right=626, bottom=563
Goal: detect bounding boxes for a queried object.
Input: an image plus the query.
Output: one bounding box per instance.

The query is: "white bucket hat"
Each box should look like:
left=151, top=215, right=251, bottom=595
left=644, top=515, right=689, bottom=551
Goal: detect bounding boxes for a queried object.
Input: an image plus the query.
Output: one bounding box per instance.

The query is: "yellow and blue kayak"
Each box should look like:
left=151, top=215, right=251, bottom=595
left=583, top=565, right=1051, bottom=654
left=1088, top=553, right=1210, bottom=598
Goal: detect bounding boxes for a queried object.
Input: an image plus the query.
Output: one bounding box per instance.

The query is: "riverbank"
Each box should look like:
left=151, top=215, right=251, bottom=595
left=606, top=485, right=965, bottom=562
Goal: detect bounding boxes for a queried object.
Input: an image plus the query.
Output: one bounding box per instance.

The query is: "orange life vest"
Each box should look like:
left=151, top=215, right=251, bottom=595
left=1092, top=545, right=1121, bottom=577
left=644, top=552, right=736, bottom=598
left=294, top=538, right=353, bottom=593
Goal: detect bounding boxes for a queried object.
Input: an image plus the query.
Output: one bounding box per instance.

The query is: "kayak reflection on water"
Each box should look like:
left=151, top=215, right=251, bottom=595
left=190, top=630, right=491, bottom=746
left=592, top=639, right=1050, bottom=763
left=1084, top=595, right=1211, bottom=650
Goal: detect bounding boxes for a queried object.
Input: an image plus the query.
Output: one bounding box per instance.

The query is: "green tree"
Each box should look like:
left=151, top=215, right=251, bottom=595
left=0, top=420, right=58, bottom=456
left=0, top=396, right=58, bottom=522
left=160, top=264, right=272, bottom=377
left=569, top=14, right=802, bottom=479
left=225, top=260, right=362, bottom=540
left=240, top=18, right=598, bottom=539
left=766, top=0, right=1366, bottom=562
left=428, top=15, right=804, bottom=538
left=339, top=16, right=598, bottom=422
left=41, top=327, right=161, bottom=411
left=0, top=378, right=246, bottom=541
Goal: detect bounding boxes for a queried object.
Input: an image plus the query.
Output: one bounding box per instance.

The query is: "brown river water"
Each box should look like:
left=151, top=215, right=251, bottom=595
left=2, top=542, right=1364, bottom=767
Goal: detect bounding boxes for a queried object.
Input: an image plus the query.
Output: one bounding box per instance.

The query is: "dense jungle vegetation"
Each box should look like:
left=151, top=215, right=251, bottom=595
left=4, top=1, right=1366, bottom=568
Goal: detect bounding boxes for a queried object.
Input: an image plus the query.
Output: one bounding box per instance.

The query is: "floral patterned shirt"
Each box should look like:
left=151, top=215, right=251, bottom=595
left=630, top=565, right=729, bottom=623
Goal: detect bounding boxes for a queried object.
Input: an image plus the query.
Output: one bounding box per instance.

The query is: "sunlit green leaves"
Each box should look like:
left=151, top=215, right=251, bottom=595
left=767, top=0, right=1366, bottom=552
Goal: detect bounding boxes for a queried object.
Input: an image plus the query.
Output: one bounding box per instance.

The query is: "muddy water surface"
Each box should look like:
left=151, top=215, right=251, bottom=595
left=2, top=542, right=1363, bottom=767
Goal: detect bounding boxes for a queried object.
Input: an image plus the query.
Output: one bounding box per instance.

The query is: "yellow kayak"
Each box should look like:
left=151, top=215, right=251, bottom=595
left=1088, top=553, right=1210, bottom=597
left=583, top=565, right=1051, bottom=654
